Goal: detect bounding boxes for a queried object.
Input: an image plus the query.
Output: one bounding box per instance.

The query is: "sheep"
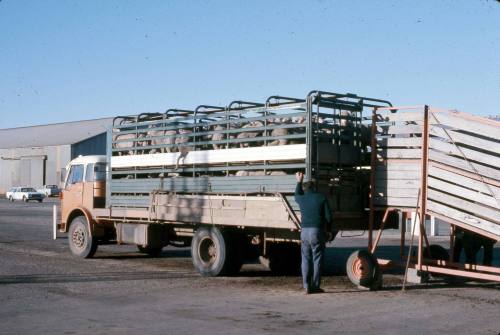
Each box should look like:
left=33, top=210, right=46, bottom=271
left=175, top=128, right=193, bottom=169
left=267, top=117, right=291, bottom=146
left=236, top=121, right=264, bottom=148
left=112, top=131, right=138, bottom=156
left=235, top=170, right=287, bottom=176
left=209, top=124, right=226, bottom=150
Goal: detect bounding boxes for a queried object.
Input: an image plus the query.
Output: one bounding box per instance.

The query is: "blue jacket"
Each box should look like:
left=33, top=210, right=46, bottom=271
left=294, top=182, right=332, bottom=230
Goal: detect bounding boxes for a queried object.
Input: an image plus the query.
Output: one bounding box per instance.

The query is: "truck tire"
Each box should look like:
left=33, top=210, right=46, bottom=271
left=137, top=245, right=163, bottom=257
left=191, top=226, right=235, bottom=277
left=346, top=250, right=381, bottom=290
left=8, top=196, right=13, bottom=202
left=68, top=216, right=98, bottom=258
left=23, top=196, right=28, bottom=202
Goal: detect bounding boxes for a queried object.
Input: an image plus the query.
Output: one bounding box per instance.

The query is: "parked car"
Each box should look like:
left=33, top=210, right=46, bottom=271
left=37, top=184, right=60, bottom=197
left=5, top=187, right=45, bottom=202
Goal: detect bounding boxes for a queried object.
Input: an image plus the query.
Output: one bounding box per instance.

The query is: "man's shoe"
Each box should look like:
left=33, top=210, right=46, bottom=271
left=311, top=288, right=325, bottom=294
left=304, top=288, right=311, bottom=295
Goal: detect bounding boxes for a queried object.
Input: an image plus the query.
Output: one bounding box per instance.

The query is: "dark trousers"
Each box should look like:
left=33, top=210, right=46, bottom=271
left=301, top=228, right=325, bottom=290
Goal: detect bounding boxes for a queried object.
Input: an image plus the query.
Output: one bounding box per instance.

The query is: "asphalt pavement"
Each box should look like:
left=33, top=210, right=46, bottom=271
left=0, top=198, right=499, bottom=335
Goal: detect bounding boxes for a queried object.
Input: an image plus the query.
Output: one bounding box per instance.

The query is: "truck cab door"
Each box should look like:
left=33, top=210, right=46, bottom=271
left=61, top=164, right=85, bottom=223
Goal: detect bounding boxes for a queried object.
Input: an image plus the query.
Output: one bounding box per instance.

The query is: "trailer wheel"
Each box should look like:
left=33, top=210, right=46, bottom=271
left=346, top=250, right=381, bottom=289
left=137, top=245, right=163, bottom=257
left=68, top=216, right=98, bottom=258
left=191, top=226, right=234, bottom=277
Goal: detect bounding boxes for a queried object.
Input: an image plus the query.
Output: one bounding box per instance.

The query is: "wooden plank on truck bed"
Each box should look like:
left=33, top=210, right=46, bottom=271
left=427, top=176, right=499, bottom=208
left=373, top=196, right=419, bottom=207
left=375, top=179, right=420, bottom=189
left=375, top=170, right=421, bottom=180
left=375, top=162, right=421, bottom=171
left=427, top=200, right=500, bottom=239
left=375, top=188, right=420, bottom=198
left=429, top=109, right=500, bottom=140
left=376, top=137, right=422, bottom=148
left=376, top=111, right=424, bottom=122
left=428, top=150, right=500, bottom=181
left=429, top=126, right=500, bottom=155
left=111, top=144, right=307, bottom=168
left=429, top=138, right=500, bottom=168
left=377, top=148, right=422, bottom=159
left=376, top=125, right=423, bottom=135
left=428, top=164, right=500, bottom=192
left=427, top=189, right=500, bottom=224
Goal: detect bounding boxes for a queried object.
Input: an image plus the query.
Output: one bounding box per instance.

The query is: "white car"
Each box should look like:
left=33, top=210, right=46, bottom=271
left=5, top=187, right=45, bottom=202
left=37, top=184, right=60, bottom=197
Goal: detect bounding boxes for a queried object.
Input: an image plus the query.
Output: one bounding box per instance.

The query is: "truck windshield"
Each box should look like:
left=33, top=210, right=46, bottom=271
left=67, top=164, right=84, bottom=186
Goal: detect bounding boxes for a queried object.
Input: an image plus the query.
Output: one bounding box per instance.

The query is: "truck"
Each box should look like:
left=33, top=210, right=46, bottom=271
left=59, top=90, right=395, bottom=279
left=59, top=90, right=500, bottom=287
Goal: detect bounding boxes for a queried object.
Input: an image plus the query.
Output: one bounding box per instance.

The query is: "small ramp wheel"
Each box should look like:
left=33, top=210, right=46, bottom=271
left=346, top=250, right=382, bottom=290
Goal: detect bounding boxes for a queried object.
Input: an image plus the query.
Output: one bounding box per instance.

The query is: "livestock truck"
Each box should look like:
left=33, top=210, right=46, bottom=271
left=59, top=91, right=398, bottom=280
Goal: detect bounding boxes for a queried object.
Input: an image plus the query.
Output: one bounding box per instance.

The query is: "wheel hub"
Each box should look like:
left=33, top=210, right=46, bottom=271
left=72, top=227, right=86, bottom=249
left=199, top=237, right=217, bottom=265
left=352, top=257, right=370, bottom=280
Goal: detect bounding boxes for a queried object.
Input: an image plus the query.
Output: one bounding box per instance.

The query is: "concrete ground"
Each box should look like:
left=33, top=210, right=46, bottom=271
left=0, top=198, right=499, bottom=335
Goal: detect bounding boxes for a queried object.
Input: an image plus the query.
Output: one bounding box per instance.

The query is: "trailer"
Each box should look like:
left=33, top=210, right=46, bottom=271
left=346, top=105, right=500, bottom=289
left=60, top=90, right=395, bottom=276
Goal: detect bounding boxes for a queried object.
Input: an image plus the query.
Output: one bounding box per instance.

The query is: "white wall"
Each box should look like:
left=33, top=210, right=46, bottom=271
left=0, top=145, right=71, bottom=194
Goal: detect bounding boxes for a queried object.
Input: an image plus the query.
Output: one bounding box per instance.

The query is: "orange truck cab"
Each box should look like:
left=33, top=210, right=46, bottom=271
left=60, top=155, right=108, bottom=256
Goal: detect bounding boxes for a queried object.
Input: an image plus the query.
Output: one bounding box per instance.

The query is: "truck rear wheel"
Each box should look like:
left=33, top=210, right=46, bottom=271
left=191, top=226, right=237, bottom=277
left=68, top=216, right=98, bottom=258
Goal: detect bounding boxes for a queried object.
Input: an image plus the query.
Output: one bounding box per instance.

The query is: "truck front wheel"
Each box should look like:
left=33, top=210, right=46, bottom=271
left=68, top=216, right=98, bottom=258
left=191, top=226, right=236, bottom=277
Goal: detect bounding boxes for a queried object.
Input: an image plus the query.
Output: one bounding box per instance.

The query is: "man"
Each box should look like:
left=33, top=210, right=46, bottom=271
left=294, top=172, right=333, bottom=294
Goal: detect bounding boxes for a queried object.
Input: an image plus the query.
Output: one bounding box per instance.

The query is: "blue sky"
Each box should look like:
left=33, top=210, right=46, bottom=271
left=0, top=0, right=499, bottom=128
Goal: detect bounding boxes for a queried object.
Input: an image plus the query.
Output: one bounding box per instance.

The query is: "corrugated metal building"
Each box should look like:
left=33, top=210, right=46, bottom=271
left=0, top=118, right=112, bottom=194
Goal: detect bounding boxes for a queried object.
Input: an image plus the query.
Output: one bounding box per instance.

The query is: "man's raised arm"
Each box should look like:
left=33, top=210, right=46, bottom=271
left=294, top=172, right=304, bottom=197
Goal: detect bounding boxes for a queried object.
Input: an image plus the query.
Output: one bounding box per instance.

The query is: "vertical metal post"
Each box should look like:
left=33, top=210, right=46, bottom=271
left=53, top=204, right=57, bottom=240
left=400, top=211, right=407, bottom=259
left=418, top=105, right=430, bottom=271
left=193, top=111, right=197, bottom=178
left=106, top=127, right=112, bottom=208
left=368, top=107, right=378, bottom=251
left=305, top=96, right=313, bottom=180
left=449, top=225, right=456, bottom=262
